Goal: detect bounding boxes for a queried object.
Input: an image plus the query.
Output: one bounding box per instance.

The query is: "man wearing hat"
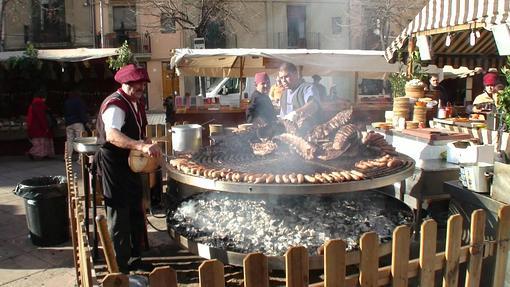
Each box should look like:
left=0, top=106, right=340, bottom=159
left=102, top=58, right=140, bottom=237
left=246, top=72, right=277, bottom=125
left=473, top=71, right=499, bottom=113
left=95, top=64, right=161, bottom=273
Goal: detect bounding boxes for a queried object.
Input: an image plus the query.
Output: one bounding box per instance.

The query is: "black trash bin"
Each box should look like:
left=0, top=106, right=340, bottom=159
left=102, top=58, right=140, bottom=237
left=14, top=176, right=69, bottom=246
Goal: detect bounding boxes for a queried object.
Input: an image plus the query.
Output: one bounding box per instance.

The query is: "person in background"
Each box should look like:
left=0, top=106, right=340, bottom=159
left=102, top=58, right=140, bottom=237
left=268, top=75, right=284, bottom=107
left=164, top=93, right=175, bottom=124
left=95, top=64, right=161, bottom=274
left=26, top=91, right=55, bottom=160
left=428, top=74, right=451, bottom=103
left=312, top=74, right=327, bottom=100
left=473, top=71, right=499, bottom=113
left=278, top=62, right=320, bottom=120
left=64, top=88, right=88, bottom=159
left=246, top=72, right=276, bottom=125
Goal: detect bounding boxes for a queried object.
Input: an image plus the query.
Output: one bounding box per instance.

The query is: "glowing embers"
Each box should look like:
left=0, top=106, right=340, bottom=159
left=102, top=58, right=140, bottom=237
left=167, top=191, right=414, bottom=256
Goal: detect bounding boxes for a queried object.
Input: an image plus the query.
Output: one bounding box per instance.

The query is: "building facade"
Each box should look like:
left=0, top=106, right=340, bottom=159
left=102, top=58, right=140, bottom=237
left=1, top=0, right=423, bottom=111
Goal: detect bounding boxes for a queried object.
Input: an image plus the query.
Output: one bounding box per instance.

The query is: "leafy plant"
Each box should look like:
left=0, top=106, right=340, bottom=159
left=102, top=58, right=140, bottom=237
left=389, top=51, right=407, bottom=97
left=498, top=57, right=510, bottom=131
left=107, top=41, right=135, bottom=71
left=389, top=49, right=429, bottom=97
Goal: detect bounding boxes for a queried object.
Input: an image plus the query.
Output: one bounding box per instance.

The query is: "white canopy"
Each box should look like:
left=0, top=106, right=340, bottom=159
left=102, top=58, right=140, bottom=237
left=171, top=48, right=403, bottom=77
left=0, top=48, right=118, bottom=62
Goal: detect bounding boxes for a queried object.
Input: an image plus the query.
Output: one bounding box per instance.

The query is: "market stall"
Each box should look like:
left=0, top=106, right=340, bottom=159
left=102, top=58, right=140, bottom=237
left=0, top=48, right=118, bottom=155
left=170, top=48, right=435, bottom=129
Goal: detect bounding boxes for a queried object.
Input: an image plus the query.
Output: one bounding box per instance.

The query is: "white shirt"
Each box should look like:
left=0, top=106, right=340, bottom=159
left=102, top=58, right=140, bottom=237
left=102, top=106, right=125, bottom=130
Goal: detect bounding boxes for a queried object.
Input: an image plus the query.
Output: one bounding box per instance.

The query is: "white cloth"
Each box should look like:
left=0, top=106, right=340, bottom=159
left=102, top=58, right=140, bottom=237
left=102, top=106, right=125, bottom=130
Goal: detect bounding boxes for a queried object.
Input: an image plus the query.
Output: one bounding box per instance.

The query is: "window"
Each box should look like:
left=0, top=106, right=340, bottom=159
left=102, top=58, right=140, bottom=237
left=113, top=6, right=136, bottom=32
left=160, top=13, right=176, bottom=33
left=287, top=5, right=306, bottom=48
left=332, top=17, right=342, bottom=34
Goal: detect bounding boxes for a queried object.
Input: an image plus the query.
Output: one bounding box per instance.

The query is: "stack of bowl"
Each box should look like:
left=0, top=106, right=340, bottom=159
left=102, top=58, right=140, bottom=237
left=413, top=105, right=427, bottom=126
left=393, top=97, right=410, bottom=120
left=405, top=80, right=425, bottom=99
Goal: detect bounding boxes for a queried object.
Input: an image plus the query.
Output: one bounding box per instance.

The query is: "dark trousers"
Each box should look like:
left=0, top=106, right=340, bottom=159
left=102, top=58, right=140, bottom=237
left=106, top=202, right=145, bottom=273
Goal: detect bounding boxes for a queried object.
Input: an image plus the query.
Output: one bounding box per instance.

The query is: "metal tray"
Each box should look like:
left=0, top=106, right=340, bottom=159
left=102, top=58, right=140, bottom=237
left=73, top=137, right=100, bottom=154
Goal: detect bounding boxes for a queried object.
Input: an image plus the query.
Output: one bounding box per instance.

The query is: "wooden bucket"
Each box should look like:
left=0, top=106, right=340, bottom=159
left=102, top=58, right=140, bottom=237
left=128, top=150, right=161, bottom=173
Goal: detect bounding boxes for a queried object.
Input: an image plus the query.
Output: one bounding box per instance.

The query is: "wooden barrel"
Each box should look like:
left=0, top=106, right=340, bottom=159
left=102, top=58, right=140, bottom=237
left=128, top=150, right=161, bottom=173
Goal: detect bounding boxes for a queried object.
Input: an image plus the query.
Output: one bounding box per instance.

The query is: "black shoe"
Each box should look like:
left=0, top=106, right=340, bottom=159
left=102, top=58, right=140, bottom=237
left=128, top=260, right=154, bottom=272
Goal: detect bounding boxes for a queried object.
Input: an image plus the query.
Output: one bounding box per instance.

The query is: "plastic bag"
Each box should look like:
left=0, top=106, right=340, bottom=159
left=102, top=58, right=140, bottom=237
left=14, top=176, right=67, bottom=199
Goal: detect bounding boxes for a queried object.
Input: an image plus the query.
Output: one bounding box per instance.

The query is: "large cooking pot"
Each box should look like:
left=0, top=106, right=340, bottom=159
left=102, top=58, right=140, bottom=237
left=170, top=124, right=203, bottom=153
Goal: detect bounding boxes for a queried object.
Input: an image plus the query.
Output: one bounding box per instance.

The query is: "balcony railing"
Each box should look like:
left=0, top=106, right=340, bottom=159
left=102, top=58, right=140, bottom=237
left=186, top=34, right=238, bottom=48
left=101, top=31, right=151, bottom=54
left=24, top=23, right=73, bottom=48
left=274, top=32, right=321, bottom=49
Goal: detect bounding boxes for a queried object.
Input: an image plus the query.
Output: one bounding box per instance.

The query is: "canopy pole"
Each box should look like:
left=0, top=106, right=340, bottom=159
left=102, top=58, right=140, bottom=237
left=239, top=57, right=245, bottom=102
left=407, top=37, right=416, bottom=79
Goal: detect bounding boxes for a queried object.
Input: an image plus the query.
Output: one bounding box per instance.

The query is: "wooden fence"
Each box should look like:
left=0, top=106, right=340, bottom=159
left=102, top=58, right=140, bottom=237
left=65, top=147, right=98, bottom=287
left=100, top=206, right=510, bottom=287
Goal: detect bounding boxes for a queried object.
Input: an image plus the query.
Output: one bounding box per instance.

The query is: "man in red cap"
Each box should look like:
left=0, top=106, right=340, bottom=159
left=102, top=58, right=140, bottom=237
left=473, top=71, right=499, bottom=113
left=246, top=72, right=277, bottom=125
left=95, top=64, right=161, bottom=273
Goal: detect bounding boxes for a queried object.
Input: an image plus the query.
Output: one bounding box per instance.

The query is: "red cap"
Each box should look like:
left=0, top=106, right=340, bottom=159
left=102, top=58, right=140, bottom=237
left=114, top=64, right=151, bottom=84
left=254, top=72, right=270, bottom=85
left=483, top=72, right=498, bottom=86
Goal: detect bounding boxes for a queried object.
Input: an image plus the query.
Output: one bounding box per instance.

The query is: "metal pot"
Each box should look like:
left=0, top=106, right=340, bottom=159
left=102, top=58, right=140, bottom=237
left=170, top=124, right=203, bottom=153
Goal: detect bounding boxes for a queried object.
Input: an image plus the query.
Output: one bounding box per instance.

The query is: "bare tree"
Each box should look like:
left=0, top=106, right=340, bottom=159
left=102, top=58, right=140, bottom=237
left=137, top=0, right=251, bottom=39
left=350, top=0, right=427, bottom=49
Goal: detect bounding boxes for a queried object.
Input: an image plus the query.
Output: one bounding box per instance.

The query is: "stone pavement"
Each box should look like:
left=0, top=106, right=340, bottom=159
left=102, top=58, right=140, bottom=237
left=0, top=156, right=76, bottom=287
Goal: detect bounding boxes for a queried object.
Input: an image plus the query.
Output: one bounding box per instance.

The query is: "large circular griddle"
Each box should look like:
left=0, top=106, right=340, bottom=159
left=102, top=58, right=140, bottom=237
left=165, top=153, right=415, bottom=195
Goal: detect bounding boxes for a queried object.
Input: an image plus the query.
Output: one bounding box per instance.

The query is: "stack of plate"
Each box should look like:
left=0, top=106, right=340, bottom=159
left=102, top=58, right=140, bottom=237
left=393, top=97, right=410, bottom=120
left=413, top=106, right=427, bottom=125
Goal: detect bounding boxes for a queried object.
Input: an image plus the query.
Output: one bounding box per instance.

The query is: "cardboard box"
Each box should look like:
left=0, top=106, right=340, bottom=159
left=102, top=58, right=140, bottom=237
left=446, top=140, right=494, bottom=164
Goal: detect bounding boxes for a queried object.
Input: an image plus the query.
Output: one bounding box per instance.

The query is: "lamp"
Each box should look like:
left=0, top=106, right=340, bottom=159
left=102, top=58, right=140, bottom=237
left=470, top=29, right=476, bottom=46
left=445, top=32, right=451, bottom=47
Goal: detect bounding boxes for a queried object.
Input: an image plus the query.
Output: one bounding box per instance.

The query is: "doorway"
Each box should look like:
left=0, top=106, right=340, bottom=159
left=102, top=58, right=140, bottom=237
left=162, top=62, right=180, bottom=98
left=287, top=5, right=306, bottom=48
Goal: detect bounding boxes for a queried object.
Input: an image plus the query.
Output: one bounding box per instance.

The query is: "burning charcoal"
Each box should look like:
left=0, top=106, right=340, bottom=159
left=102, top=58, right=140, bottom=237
left=167, top=191, right=413, bottom=256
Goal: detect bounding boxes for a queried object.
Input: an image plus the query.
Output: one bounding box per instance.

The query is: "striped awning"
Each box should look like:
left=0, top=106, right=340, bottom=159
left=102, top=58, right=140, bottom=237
left=385, top=0, right=510, bottom=69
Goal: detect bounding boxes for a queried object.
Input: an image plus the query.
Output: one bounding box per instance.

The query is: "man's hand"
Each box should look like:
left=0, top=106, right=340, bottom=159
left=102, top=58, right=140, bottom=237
left=142, top=142, right=162, bottom=157
left=283, top=111, right=297, bottom=122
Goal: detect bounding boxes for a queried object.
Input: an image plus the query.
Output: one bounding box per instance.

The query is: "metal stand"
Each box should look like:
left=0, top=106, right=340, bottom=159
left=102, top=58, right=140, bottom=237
left=79, top=153, right=99, bottom=261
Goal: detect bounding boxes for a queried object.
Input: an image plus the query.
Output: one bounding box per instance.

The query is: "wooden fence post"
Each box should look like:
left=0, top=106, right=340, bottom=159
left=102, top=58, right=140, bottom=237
left=492, top=205, right=510, bottom=287
left=443, top=214, right=463, bottom=287
left=199, top=259, right=225, bottom=287
left=285, top=246, right=309, bottom=287
left=324, top=239, right=346, bottom=287
left=465, top=209, right=486, bottom=287
left=243, top=253, right=269, bottom=287
left=392, top=226, right=411, bottom=287
left=101, top=273, right=129, bottom=287
left=420, top=219, right=437, bottom=287
left=149, top=266, right=177, bottom=287
left=360, top=232, right=379, bottom=287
